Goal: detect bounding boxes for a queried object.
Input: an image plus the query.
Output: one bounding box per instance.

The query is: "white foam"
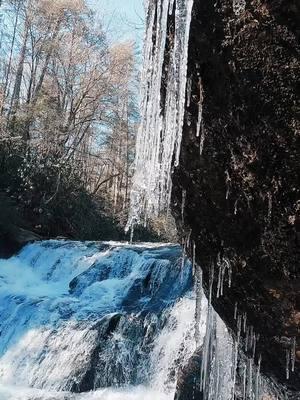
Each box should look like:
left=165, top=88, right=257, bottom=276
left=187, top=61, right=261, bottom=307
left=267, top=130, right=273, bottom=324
left=0, top=241, right=194, bottom=398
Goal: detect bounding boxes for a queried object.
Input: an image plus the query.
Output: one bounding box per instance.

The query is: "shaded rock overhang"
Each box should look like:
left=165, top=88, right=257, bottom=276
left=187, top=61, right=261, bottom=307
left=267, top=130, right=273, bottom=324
left=166, top=0, right=300, bottom=395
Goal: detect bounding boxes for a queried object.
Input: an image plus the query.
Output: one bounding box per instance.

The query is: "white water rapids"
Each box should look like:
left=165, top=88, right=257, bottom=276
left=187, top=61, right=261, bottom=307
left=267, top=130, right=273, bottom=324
left=0, top=241, right=283, bottom=400
left=0, top=241, right=197, bottom=400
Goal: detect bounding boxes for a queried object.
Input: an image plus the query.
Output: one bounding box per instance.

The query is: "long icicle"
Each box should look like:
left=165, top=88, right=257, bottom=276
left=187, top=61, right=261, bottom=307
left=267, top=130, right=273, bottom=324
left=127, top=0, right=194, bottom=229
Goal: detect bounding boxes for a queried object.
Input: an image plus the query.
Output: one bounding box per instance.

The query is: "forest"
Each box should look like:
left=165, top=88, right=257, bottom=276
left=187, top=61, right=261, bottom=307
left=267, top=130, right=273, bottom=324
left=0, top=0, right=165, bottom=243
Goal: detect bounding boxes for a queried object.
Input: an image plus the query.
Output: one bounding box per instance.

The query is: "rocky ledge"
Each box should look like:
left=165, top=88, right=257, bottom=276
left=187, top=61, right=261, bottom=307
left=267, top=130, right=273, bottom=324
left=0, top=225, right=41, bottom=258
left=170, top=0, right=299, bottom=396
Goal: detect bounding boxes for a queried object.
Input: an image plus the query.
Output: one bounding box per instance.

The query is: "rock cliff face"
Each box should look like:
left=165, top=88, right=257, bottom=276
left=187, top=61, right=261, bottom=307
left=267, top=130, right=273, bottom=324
left=170, top=0, right=299, bottom=396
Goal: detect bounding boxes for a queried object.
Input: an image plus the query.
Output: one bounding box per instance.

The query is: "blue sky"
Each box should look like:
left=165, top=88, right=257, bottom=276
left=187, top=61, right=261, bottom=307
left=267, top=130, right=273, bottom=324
left=89, top=0, right=145, bottom=43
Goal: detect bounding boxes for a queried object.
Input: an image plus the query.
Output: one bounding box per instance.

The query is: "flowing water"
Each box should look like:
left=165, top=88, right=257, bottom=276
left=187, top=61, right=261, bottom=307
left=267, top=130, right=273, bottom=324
left=0, top=240, right=199, bottom=400
left=0, top=240, right=283, bottom=400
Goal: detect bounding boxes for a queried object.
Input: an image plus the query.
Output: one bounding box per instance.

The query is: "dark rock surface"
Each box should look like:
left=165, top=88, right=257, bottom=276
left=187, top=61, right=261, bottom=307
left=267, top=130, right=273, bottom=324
left=169, top=0, right=299, bottom=396
left=0, top=224, right=41, bottom=258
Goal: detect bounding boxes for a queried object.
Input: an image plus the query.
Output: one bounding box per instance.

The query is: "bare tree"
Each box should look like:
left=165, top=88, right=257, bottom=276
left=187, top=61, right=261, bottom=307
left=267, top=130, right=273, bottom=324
left=0, top=0, right=140, bottom=226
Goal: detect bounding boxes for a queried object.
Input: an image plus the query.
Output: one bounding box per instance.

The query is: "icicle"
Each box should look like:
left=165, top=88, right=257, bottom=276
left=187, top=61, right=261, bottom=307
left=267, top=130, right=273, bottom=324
left=286, top=349, right=290, bottom=380
left=234, top=302, right=238, bottom=320
left=181, top=237, right=186, bottom=282
left=249, top=325, right=254, bottom=350
left=127, top=0, right=194, bottom=229
left=215, top=360, right=220, bottom=398
left=209, top=263, right=214, bottom=304
left=216, top=263, right=222, bottom=299
left=199, top=129, right=206, bottom=156
left=247, top=358, right=253, bottom=400
left=200, top=263, right=215, bottom=395
left=181, top=189, right=186, bottom=224
left=186, top=229, right=192, bottom=248
left=242, top=362, right=247, bottom=400
left=231, top=344, right=238, bottom=400
left=225, top=170, right=231, bottom=200
left=231, top=314, right=242, bottom=400
left=255, top=355, right=262, bottom=400
left=186, top=77, right=192, bottom=107
left=220, top=263, right=226, bottom=297
left=174, top=0, right=195, bottom=167
left=267, top=191, right=272, bottom=222
left=236, top=313, right=242, bottom=343
left=130, top=224, right=134, bottom=244
left=252, top=333, right=256, bottom=359
left=234, top=199, right=238, bottom=215
left=192, top=241, right=196, bottom=276
left=200, top=312, right=209, bottom=392
left=245, top=326, right=249, bottom=352
left=216, top=257, right=232, bottom=298
left=226, top=186, right=230, bottom=200
left=196, top=78, right=203, bottom=138
left=291, top=337, right=296, bottom=373
left=196, top=78, right=206, bottom=156
left=194, top=265, right=202, bottom=347
left=226, top=259, right=232, bottom=288
left=243, top=312, right=247, bottom=333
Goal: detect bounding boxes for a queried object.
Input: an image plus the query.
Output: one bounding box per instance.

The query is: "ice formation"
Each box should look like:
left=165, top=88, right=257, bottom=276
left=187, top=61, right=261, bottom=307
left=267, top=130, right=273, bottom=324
left=194, top=261, right=285, bottom=400
left=127, top=0, right=194, bottom=228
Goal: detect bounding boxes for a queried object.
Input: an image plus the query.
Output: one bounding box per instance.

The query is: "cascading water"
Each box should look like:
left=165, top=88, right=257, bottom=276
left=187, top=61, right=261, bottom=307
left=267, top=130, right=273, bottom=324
left=0, top=241, right=283, bottom=400
left=0, top=240, right=196, bottom=399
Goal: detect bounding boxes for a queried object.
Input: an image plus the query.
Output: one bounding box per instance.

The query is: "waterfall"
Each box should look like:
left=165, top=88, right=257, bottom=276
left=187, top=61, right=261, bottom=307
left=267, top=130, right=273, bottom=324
left=127, top=0, right=194, bottom=228
left=0, top=240, right=195, bottom=399
left=0, top=240, right=283, bottom=400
